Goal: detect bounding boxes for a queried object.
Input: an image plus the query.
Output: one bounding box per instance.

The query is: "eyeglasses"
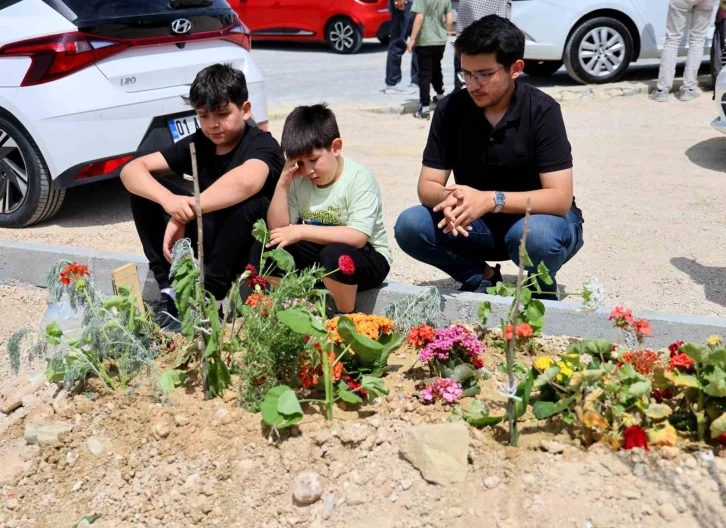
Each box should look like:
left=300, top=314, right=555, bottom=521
left=457, top=66, right=505, bottom=87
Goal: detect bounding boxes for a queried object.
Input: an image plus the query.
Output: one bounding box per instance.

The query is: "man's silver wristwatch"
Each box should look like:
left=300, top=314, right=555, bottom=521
left=492, top=191, right=506, bottom=214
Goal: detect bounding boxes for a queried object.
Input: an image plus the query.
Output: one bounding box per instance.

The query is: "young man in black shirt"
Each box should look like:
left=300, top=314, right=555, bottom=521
left=394, top=15, right=583, bottom=297
left=121, top=64, right=284, bottom=328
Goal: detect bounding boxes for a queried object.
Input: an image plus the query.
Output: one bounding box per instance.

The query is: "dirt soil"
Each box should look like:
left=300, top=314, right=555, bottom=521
left=1, top=285, right=726, bottom=528
left=1, top=93, right=725, bottom=319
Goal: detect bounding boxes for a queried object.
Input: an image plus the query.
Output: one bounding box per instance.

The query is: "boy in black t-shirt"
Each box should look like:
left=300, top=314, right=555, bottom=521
left=121, top=64, right=283, bottom=329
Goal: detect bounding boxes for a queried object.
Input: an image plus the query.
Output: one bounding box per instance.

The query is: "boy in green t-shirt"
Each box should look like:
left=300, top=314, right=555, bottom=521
left=407, top=0, right=453, bottom=119
left=265, top=104, right=392, bottom=313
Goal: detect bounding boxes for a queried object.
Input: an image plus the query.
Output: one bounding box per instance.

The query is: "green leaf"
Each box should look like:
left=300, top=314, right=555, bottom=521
left=478, top=301, right=491, bottom=325
left=519, top=287, right=532, bottom=307
left=378, top=333, right=405, bottom=367
left=665, top=371, right=701, bottom=389
left=534, top=366, right=561, bottom=388
left=682, top=343, right=710, bottom=364
left=582, top=339, right=613, bottom=358
left=627, top=380, right=652, bottom=398
left=457, top=400, right=505, bottom=427
left=537, top=261, right=553, bottom=285
left=645, top=403, right=673, bottom=421
left=359, top=376, right=388, bottom=398
left=159, top=369, right=186, bottom=395
left=251, top=219, right=269, bottom=244
left=206, top=359, right=231, bottom=399
left=533, top=396, right=575, bottom=420
left=268, top=248, right=296, bottom=274
left=702, top=366, right=726, bottom=397
left=523, top=249, right=534, bottom=268
left=703, top=348, right=726, bottom=368
left=45, top=322, right=63, bottom=346
left=337, top=385, right=364, bottom=404
left=277, top=309, right=327, bottom=338
left=447, top=364, right=477, bottom=384
left=462, top=385, right=481, bottom=397
left=261, top=386, right=303, bottom=429
left=525, top=300, right=546, bottom=323
left=710, top=412, right=726, bottom=439
left=514, top=370, right=535, bottom=418
left=337, top=316, right=384, bottom=366
left=487, top=282, right=515, bottom=298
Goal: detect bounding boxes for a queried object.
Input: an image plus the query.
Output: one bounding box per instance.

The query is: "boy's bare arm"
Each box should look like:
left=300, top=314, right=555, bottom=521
left=199, top=159, right=269, bottom=213
left=408, top=13, right=424, bottom=52
left=445, top=10, right=453, bottom=33
left=268, top=224, right=369, bottom=250
left=268, top=160, right=302, bottom=229
left=120, top=153, right=196, bottom=224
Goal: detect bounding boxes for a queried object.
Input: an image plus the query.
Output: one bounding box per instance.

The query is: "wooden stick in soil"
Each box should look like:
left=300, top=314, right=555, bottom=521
left=190, top=143, right=210, bottom=400
left=505, top=198, right=532, bottom=447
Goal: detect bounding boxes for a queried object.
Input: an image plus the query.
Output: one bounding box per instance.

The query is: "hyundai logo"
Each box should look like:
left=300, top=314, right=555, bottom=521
left=171, top=18, right=193, bottom=35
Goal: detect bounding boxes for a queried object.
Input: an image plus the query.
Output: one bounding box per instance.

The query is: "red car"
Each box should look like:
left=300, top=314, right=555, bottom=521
left=229, top=0, right=391, bottom=54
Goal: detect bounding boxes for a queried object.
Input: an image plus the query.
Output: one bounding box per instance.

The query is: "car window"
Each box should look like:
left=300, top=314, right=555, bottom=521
left=42, top=0, right=232, bottom=22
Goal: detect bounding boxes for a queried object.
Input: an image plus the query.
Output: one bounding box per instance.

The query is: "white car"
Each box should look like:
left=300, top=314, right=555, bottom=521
left=512, top=0, right=716, bottom=84
left=712, top=68, right=726, bottom=133
left=0, top=0, right=267, bottom=227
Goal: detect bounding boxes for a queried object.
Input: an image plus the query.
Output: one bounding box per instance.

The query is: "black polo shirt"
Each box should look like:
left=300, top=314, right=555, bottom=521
left=423, top=81, right=581, bottom=218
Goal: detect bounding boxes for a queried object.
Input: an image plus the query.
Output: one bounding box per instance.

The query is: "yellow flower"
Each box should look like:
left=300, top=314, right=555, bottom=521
left=556, top=361, right=574, bottom=382
left=707, top=335, right=723, bottom=348
left=534, top=357, right=555, bottom=372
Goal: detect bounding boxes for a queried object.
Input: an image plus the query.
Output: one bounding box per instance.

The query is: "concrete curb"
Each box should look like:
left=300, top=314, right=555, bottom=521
left=2, top=239, right=725, bottom=348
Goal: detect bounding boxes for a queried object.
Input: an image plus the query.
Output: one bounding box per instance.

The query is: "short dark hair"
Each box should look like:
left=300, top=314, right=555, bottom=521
left=184, top=63, right=249, bottom=112
left=454, top=15, right=525, bottom=68
left=281, top=104, right=341, bottom=159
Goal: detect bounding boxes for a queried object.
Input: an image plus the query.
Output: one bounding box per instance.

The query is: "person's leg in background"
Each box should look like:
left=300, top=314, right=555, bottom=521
left=415, top=46, right=433, bottom=118
left=681, top=0, right=717, bottom=100
left=653, top=0, right=691, bottom=101
left=431, top=44, right=446, bottom=101
left=405, top=0, right=419, bottom=86
left=504, top=211, right=584, bottom=299
left=454, top=52, right=463, bottom=91
left=385, top=0, right=416, bottom=94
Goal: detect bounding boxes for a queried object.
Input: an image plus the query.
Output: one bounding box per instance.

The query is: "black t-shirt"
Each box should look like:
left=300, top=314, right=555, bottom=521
left=423, top=82, right=581, bottom=218
left=160, top=126, right=284, bottom=200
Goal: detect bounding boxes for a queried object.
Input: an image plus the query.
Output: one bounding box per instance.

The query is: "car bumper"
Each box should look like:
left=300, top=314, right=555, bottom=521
left=711, top=116, right=726, bottom=134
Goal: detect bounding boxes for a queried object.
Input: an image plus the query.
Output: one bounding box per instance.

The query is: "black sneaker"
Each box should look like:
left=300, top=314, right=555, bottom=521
left=528, top=277, right=559, bottom=301
left=154, top=293, right=182, bottom=333
left=413, top=107, right=430, bottom=120
left=432, top=93, right=445, bottom=104
left=472, top=264, right=503, bottom=294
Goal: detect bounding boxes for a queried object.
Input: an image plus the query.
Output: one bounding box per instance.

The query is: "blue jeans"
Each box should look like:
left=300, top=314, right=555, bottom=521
left=394, top=205, right=584, bottom=291
left=385, top=0, right=419, bottom=86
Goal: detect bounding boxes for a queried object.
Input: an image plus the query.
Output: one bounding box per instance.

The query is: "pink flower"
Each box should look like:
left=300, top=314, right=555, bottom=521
left=418, top=324, right=485, bottom=364
left=609, top=306, right=634, bottom=328
left=338, top=255, right=356, bottom=276
left=419, top=378, right=463, bottom=404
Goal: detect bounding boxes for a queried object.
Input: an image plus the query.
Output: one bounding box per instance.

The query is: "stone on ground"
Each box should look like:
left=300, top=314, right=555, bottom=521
left=24, top=420, right=74, bottom=447
left=399, top=421, right=469, bottom=485
left=291, top=472, right=323, bottom=506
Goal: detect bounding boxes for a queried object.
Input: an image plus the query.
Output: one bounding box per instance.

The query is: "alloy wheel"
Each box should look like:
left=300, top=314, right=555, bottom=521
left=0, top=128, right=29, bottom=214
left=578, top=27, right=626, bottom=78
left=329, top=21, right=355, bottom=52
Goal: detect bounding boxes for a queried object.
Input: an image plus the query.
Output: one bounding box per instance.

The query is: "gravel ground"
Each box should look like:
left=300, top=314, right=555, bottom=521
left=1, top=92, right=725, bottom=318
left=0, top=283, right=47, bottom=378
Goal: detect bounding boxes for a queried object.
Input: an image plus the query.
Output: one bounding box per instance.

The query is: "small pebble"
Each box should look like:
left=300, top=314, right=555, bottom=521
left=483, top=476, right=501, bottom=490
left=658, top=503, right=679, bottom=522
left=72, top=480, right=84, bottom=492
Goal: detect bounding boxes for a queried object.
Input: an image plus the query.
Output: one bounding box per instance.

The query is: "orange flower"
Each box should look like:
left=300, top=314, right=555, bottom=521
left=329, top=352, right=343, bottom=382
left=325, top=313, right=395, bottom=344
left=245, top=293, right=272, bottom=316
left=299, top=363, right=319, bottom=388
left=516, top=322, right=534, bottom=339
left=59, top=262, right=89, bottom=286
left=407, top=324, right=436, bottom=347
left=504, top=325, right=515, bottom=340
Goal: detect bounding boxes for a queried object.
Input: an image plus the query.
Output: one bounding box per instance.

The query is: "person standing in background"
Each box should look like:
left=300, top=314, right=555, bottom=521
left=454, top=0, right=512, bottom=90
left=407, top=0, right=453, bottom=119
left=710, top=0, right=726, bottom=88
left=384, top=0, right=419, bottom=94
left=651, top=0, right=717, bottom=102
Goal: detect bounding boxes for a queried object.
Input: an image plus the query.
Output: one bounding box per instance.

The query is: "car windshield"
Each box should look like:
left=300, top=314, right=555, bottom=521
left=43, top=0, right=230, bottom=22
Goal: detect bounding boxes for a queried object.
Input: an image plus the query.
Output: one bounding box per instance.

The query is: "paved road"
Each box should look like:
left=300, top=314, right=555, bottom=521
left=251, top=38, right=689, bottom=113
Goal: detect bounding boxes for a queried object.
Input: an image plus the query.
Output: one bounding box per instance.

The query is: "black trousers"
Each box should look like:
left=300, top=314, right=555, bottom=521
left=252, top=240, right=390, bottom=292
left=415, top=45, right=446, bottom=106
left=129, top=178, right=270, bottom=300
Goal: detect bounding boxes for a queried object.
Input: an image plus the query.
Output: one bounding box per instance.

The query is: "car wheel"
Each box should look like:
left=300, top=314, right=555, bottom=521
left=378, top=35, right=390, bottom=46
left=563, top=17, right=633, bottom=84
left=523, top=60, right=563, bottom=77
left=326, top=17, right=363, bottom=54
left=0, top=114, right=65, bottom=227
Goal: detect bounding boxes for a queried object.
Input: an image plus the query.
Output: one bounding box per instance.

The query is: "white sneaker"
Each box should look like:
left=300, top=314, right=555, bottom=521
left=384, top=83, right=416, bottom=95
left=649, top=89, right=669, bottom=102
left=678, top=87, right=701, bottom=102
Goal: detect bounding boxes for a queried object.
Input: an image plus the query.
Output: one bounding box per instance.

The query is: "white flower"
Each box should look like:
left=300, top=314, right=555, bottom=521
left=580, top=353, right=594, bottom=366
left=579, top=278, right=605, bottom=313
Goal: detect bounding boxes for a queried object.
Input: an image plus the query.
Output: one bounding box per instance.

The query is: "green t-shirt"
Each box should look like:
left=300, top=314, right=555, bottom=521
left=411, top=0, right=452, bottom=47
left=288, top=157, right=392, bottom=265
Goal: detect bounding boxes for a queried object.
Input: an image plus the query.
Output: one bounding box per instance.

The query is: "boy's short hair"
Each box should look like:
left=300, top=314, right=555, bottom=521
left=281, top=104, right=341, bottom=159
left=454, top=15, right=525, bottom=69
left=184, top=63, right=249, bottom=112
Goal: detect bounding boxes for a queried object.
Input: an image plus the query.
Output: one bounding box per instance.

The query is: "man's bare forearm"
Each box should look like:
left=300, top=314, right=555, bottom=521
left=418, top=180, right=451, bottom=209
left=267, top=183, right=292, bottom=230
left=482, top=188, right=573, bottom=216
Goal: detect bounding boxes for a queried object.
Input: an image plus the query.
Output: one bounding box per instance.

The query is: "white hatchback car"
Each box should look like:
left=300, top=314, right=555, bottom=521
left=0, top=0, right=267, bottom=227
left=712, top=68, right=726, bottom=132
left=512, top=0, right=716, bottom=84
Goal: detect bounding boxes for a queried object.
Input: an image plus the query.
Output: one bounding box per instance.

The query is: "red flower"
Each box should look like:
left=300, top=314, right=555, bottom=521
left=504, top=325, right=515, bottom=341
left=299, top=363, right=319, bottom=388
left=516, top=322, right=534, bottom=339
left=668, top=341, right=685, bottom=357
left=622, top=425, right=649, bottom=451
left=248, top=275, right=267, bottom=289
left=342, top=374, right=369, bottom=399
left=338, top=255, right=356, bottom=276
left=59, top=262, right=89, bottom=286
left=245, top=264, right=257, bottom=276
left=472, top=355, right=484, bottom=369
left=717, top=433, right=726, bottom=446
left=407, top=324, right=436, bottom=348
left=633, top=319, right=652, bottom=341
left=651, top=387, right=673, bottom=403
left=609, top=306, right=634, bottom=328
left=620, top=350, right=659, bottom=375
left=669, top=353, right=695, bottom=373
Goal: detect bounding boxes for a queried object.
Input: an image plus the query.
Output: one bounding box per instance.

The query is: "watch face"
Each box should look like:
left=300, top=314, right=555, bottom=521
left=495, top=192, right=505, bottom=205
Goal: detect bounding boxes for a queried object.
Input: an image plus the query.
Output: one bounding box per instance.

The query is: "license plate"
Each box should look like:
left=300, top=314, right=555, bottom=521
left=168, top=115, right=200, bottom=142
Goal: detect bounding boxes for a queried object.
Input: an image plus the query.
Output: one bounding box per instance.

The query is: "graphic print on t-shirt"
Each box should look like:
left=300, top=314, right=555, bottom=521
left=301, top=206, right=342, bottom=226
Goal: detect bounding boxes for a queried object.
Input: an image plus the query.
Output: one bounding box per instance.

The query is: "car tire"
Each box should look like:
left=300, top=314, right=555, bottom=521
left=0, top=113, right=65, bottom=227
left=326, top=17, right=363, bottom=54
left=563, top=17, right=633, bottom=85
left=523, top=60, right=563, bottom=77
left=378, top=35, right=390, bottom=46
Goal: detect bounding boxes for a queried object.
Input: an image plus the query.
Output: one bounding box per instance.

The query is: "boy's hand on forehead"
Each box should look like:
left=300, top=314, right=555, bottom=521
left=279, top=158, right=303, bottom=187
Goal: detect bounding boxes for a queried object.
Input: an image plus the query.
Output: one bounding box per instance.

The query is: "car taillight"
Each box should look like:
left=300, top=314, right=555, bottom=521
left=0, top=33, right=130, bottom=87
left=75, top=155, right=135, bottom=181
left=0, top=19, right=252, bottom=87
